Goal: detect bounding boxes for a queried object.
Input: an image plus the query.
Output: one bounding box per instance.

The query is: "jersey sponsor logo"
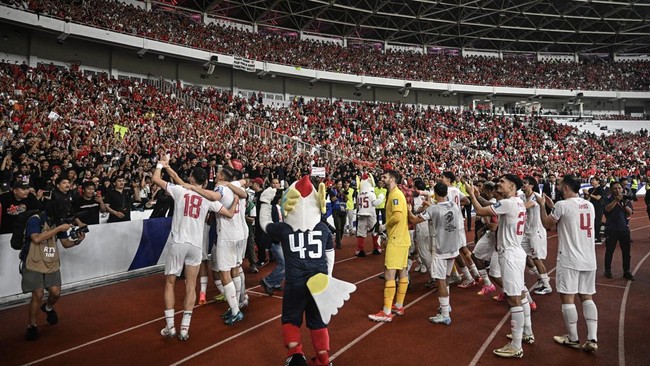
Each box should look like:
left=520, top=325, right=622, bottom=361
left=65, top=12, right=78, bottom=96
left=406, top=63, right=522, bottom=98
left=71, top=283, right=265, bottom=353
left=393, top=199, right=399, bottom=205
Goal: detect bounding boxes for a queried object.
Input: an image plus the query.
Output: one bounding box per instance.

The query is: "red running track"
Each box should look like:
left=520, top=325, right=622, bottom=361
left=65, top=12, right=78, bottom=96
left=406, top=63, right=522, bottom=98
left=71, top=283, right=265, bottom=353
left=1, top=203, right=649, bottom=366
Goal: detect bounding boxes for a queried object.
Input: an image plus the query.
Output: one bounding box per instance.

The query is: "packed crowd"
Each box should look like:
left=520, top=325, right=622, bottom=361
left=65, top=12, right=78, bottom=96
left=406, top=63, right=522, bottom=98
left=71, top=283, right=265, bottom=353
left=1, top=61, right=649, bottom=208
left=3, top=0, right=650, bottom=91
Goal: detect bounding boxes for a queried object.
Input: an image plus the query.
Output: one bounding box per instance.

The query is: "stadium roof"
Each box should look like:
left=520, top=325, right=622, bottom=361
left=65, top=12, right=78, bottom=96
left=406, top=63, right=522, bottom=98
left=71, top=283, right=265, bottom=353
left=175, top=0, right=650, bottom=54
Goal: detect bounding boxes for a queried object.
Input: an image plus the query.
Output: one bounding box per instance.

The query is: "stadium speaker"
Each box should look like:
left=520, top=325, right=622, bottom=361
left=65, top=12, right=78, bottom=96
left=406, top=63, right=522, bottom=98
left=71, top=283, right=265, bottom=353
left=207, top=64, right=215, bottom=75
left=577, top=92, right=584, bottom=97
left=403, top=89, right=410, bottom=98
left=210, top=55, right=219, bottom=64
left=405, top=82, right=412, bottom=88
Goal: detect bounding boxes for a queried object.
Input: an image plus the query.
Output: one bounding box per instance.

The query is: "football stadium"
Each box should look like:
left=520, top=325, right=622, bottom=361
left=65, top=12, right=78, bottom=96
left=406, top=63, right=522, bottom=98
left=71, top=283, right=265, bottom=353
left=0, top=0, right=649, bottom=365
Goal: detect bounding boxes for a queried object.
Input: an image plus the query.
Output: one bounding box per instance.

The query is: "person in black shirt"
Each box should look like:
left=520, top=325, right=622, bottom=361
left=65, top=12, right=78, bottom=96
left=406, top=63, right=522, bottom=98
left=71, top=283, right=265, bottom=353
left=46, top=176, right=74, bottom=225
left=72, top=181, right=106, bottom=225
left=603, top=181, right=634, bottom=281
left=0, top=181, right=42, bottom=234
left=105, top=177, right=133, bottom=223
left=583, top=177, right=604, bottom=244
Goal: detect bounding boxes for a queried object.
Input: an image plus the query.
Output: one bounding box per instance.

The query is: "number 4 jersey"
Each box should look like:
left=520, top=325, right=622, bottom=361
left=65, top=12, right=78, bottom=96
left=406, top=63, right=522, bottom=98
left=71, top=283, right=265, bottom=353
left=550, top=197, right=597, bottom=271
left=266, top=221, right=334, bottom=283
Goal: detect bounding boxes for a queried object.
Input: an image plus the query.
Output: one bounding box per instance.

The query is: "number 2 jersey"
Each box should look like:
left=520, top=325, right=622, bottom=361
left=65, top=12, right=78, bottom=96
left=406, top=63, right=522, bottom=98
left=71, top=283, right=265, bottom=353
left=166, top=182, right=224, bottom=248
left=490, top=196, right=526, bottom=252
left=266, top=221, right=334, bottom=283
left=550, top=197, right=597, bottom=271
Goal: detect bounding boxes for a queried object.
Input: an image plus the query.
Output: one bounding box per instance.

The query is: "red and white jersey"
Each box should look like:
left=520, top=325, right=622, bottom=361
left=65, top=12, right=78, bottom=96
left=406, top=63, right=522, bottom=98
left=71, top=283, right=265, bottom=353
left=446, top=186, right=465, bottom=211
left=550, top=197, right=597, bottom=271
left=490, top=196, right=526, bottom=252
left=166, top=183, right=224, bottom=248
left=356, top=190, right=380, bottom=217
left=215, top=183, right=246, bottom=241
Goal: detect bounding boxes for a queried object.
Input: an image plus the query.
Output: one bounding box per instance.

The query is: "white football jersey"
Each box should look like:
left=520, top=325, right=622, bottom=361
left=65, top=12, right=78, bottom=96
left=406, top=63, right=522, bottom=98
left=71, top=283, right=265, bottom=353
left=490, top=196, right=526, bottom=252
left=215, top=183, right=246, bottom=241
left=550, top=197, right=597, bottom=271
left=413, top=191, right=431, bottom=237
left=166, top=183, right=224, bottom=248
left=523, top=192, right=545, bottom=234
left=447, top=186, right=466, bottom=211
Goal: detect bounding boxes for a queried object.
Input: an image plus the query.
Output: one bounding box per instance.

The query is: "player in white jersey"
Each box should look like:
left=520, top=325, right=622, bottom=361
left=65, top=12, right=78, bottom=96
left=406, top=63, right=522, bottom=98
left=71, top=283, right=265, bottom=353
left=441, top=172, right=479, bottom=287
left=412, top=179, right=433, bottom=275
left=468, top=174, right=533, bottom=359
left=153, top=158, right=238, bottom=340
left=408, top=182, right=463, bottom=326
left=520, top=176, right=552, bottom=296
left=470, top=181, right=499, bottom=296
left=187, top=166, right=249, bottom=326
left=539, top=174, right=599, bottom=353
left=355, top=173, right=385, bottom=257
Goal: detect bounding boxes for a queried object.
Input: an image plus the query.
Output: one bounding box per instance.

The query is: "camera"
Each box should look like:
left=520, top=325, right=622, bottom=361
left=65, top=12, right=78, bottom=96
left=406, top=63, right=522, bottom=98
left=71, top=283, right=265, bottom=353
left=69, top=225, right=89, bottom=241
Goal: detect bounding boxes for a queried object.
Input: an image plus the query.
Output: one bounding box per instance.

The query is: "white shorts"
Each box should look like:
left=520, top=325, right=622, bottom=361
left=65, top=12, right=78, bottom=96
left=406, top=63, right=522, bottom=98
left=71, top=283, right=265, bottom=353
left=458, top=231, right=468, bottom=249
left=431, top=255, right=455, bottom=280
left=489, top=250, right=501, bottom=278
left=212, top=239, right=245, bottom=272
left=201, top=226, right=211, bottom=261
left=356, top=215, right=376, bottom=237
left=473, top=231, right=496, bottom=261
left=165, top=242, right=202, bottom=276
left=409, top=230, right=416, bottom=255
left=498, top=250, right=526, bottom=296
left=556, top=264, right=596, bottom=295
left=521, top=229, right=547, bottom=259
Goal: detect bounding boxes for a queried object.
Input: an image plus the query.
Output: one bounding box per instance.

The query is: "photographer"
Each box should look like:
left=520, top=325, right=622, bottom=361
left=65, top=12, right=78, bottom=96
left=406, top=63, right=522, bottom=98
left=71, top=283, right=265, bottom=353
left=72, top=181, right=107, bottom=225
left=603, top=181, right=634, bottom=281
left=21, top=210, right=85, bottom=340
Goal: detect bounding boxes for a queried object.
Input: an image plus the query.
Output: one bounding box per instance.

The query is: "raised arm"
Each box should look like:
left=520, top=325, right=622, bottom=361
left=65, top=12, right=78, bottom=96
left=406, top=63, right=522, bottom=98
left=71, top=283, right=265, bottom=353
left=466, top=183, right=495, bottom=217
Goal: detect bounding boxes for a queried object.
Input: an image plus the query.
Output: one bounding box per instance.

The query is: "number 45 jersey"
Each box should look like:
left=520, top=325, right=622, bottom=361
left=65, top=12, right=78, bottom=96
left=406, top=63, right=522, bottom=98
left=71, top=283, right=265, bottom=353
left=550, top=197, right=597, bottom=271
left=266, top=221, right=334, bottom=284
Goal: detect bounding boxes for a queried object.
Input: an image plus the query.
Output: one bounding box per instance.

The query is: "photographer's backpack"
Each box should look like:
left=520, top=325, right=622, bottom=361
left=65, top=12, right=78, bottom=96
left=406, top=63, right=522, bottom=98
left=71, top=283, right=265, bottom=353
left=11, top=211, right=43, bottom=262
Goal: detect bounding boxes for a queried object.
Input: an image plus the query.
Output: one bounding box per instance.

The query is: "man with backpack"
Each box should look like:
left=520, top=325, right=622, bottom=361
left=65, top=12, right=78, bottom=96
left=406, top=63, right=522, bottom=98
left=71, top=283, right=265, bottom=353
left=20, top=211, right=85, bottom=340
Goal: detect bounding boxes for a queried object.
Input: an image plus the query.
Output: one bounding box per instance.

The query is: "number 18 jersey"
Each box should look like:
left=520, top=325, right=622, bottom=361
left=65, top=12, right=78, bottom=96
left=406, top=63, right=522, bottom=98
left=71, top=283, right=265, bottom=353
left=550, top=197, right=596, bottom=271
left=167, top=183, right=224, bottom=248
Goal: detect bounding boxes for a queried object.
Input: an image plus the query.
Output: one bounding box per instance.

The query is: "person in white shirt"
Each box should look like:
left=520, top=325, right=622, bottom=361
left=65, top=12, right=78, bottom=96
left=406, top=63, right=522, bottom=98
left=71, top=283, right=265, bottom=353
left=355, top=173, right=385, bottom=257
left=467, top=174, right=533, bottom=359
left=440, top=172, right=479, bottom=288
left=520, top=176, right=552, bottom=296
left=412, top=178, right=433, bottom=275
left=539, top=174, right=599, bottom=353
left=153, top=158, right=237, bottom=340
left=408, top=182, right=463, bottom=326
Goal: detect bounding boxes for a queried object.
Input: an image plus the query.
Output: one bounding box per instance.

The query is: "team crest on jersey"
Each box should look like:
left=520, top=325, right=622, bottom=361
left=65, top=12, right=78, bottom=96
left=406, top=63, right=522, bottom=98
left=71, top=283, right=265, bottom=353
left=493, top=201, right=502, bottom=208
left=393, top=199, right=399, bottom=205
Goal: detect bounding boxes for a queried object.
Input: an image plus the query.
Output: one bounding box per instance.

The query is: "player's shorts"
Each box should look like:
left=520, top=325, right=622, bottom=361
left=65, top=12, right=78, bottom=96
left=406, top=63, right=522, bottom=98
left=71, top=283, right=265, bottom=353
left=458, top=232, right=468, bottom=249
left=430, top=254, right=455, bottom=280
left=473, top=231, right=496, bottom=261
left=201, top=226, right=211, bottom=261
left=489, top=250, right=501, bottom=278
left=521, top=229, right=547, bottom=259
left=212, top=239, right=245, bottom=272
left=498, top=249, right=526, bottom=297
left=21, top=269, right=61, bottom=293
left=356, top=215, right=377, bottom=237
left=385, top=242, right=410, bottom=270
left=165, top=242, right=202, bottom=276
left=556, top=263, right=596, bottom=295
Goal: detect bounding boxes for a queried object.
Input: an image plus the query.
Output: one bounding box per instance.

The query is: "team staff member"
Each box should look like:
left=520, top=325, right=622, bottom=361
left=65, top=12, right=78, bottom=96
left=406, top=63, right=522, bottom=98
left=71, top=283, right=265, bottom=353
left=368, top=170, right=411, bottom=323
left=22, top=211, right=85, bottom=340
left=539, top=174, right=599, bottom=353
left=602, top=181, right=634, bottom=281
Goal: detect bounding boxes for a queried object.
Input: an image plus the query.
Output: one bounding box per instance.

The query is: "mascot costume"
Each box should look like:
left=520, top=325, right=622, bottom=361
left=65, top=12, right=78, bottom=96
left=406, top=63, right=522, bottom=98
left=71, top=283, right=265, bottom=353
left=260, top=176, right=356, bottom=366
left=354, top=173, right=386, bottom=257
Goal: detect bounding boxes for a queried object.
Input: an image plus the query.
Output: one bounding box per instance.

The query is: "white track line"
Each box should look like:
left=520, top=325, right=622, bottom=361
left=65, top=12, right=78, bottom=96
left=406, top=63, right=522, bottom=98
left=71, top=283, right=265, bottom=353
left=468, top=234, right=558, bottom=366
left=330, top=289, right=435, bottom=361
left=170, top=272, right=384, bottom=365
left=19, top=254, right=364, bottom=365
left=619, top=246, right=650, bottom=366
left=247, top=290, right=283, bottom=299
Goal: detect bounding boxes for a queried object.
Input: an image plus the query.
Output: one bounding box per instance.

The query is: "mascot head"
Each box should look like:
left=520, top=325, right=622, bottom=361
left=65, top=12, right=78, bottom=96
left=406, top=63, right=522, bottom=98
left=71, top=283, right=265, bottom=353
left=281, top=175, right=327, bottom=232
left=357, top=173, right=375, bottom=195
